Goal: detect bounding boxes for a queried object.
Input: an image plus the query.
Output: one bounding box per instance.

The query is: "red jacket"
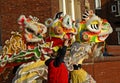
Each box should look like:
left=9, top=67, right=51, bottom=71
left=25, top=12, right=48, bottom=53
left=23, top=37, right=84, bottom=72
left=48, top=60, right=68, bottom=83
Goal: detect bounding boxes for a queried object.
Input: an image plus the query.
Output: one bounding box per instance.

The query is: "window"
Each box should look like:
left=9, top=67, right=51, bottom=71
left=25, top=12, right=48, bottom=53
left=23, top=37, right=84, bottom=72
left=115, top=0, right=120, bottom=17
left=111, top=5, right=117, bottom=12
left=95, top=0, right=101, bottom=10
left=59, top=0, right=82, bottom=21
left=116, top=28, right=120, bottom=44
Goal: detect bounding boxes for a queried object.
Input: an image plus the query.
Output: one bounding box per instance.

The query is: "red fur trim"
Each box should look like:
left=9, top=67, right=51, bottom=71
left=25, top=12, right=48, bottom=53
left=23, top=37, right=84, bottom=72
left=46, top=37, right=64, bottom=47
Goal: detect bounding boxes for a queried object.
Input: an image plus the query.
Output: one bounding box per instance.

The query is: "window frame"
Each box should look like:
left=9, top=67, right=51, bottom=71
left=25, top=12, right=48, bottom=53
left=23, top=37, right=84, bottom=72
left=116, top=28, right=120, bottom=44
left=95, top=0, right=101, bottom=10
left=59, top=0, right=82, bottom=21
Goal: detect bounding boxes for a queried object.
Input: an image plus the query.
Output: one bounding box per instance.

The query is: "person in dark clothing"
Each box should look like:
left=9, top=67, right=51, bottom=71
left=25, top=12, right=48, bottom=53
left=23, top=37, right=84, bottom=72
left=45, top=40, right=69, bottom=83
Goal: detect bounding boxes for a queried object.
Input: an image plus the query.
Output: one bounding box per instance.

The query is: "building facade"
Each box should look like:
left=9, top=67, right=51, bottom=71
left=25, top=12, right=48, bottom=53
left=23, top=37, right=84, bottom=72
left=0, top=1, right=120, bottom=83
left=95, top=0, right=120, bottom=45
left=0, top=0, right=95, bottom=46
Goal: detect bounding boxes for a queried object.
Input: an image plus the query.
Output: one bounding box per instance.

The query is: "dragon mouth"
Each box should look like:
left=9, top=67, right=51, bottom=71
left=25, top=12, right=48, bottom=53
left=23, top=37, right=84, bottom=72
left=98, top=34, right=109, bottom=41
left=81, top=31, right=110, bottom=42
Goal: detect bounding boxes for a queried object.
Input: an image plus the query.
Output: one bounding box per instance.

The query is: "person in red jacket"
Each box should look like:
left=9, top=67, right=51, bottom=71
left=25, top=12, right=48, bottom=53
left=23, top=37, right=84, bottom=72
left=45, top=40, right=69, bottom=83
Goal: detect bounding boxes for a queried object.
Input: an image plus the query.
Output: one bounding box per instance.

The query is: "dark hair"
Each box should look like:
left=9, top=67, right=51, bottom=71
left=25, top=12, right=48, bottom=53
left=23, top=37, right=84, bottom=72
left=73, top=64, right=78, bottom=70
left=78, top=64, right=82, bottom=69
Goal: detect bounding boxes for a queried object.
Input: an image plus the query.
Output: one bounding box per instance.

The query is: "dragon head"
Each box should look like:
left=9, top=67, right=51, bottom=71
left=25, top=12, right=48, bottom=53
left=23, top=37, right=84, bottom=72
left=18, top=15, right=47, bottom=42
left=76, top=10, right=113, bottom=43
left=18, top=15, right=47, bottom=49
left=45, top=12, right=77, bottom=46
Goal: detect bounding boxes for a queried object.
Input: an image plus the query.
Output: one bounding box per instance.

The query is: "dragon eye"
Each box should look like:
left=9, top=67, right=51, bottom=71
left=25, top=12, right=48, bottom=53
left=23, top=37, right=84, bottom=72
left=26, top=28, right=35, bottom=34
left=67, top=18, right=70, bottom=25
left=62, top=15, right=72, bottom=28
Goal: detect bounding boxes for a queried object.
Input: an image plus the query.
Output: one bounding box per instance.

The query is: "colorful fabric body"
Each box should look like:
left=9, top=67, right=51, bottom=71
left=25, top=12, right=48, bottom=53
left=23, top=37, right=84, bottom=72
left=12, top=60, right=48, bottom=83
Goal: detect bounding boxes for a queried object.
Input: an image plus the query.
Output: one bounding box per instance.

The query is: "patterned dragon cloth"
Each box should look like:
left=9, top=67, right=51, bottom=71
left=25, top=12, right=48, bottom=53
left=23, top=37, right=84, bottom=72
left=0, top=10, right=113, bottom=83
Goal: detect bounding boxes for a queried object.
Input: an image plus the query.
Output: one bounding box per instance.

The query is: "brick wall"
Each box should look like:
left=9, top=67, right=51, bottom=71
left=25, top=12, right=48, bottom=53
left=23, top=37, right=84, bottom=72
left=0, top=0, right=95, bottom=46
left=51, top=0, right=59, bottom=18
left=93, top=61, right=120, bottom=83
left=83, top=56, right=120, bottom=83
left=0, top=0, right=59, bottom=45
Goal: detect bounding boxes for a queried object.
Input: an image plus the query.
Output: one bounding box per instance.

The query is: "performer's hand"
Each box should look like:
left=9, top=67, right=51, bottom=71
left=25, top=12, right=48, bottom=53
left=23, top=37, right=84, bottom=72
left=64, top=40, right=69, bottom=47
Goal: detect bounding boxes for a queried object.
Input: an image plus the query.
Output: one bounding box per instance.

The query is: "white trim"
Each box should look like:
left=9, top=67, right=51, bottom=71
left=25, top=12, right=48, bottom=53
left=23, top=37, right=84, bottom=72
left=62, top=0, right=66, bottom=15
left=118, top=31, right=120, bottom=44
left=71, top=0, right=75, bottom=20
left=59, top=0, right=81, bottom=20
left=116, top=28, right=120, bottom=44
left=95, top=0, right=101, bottom=9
